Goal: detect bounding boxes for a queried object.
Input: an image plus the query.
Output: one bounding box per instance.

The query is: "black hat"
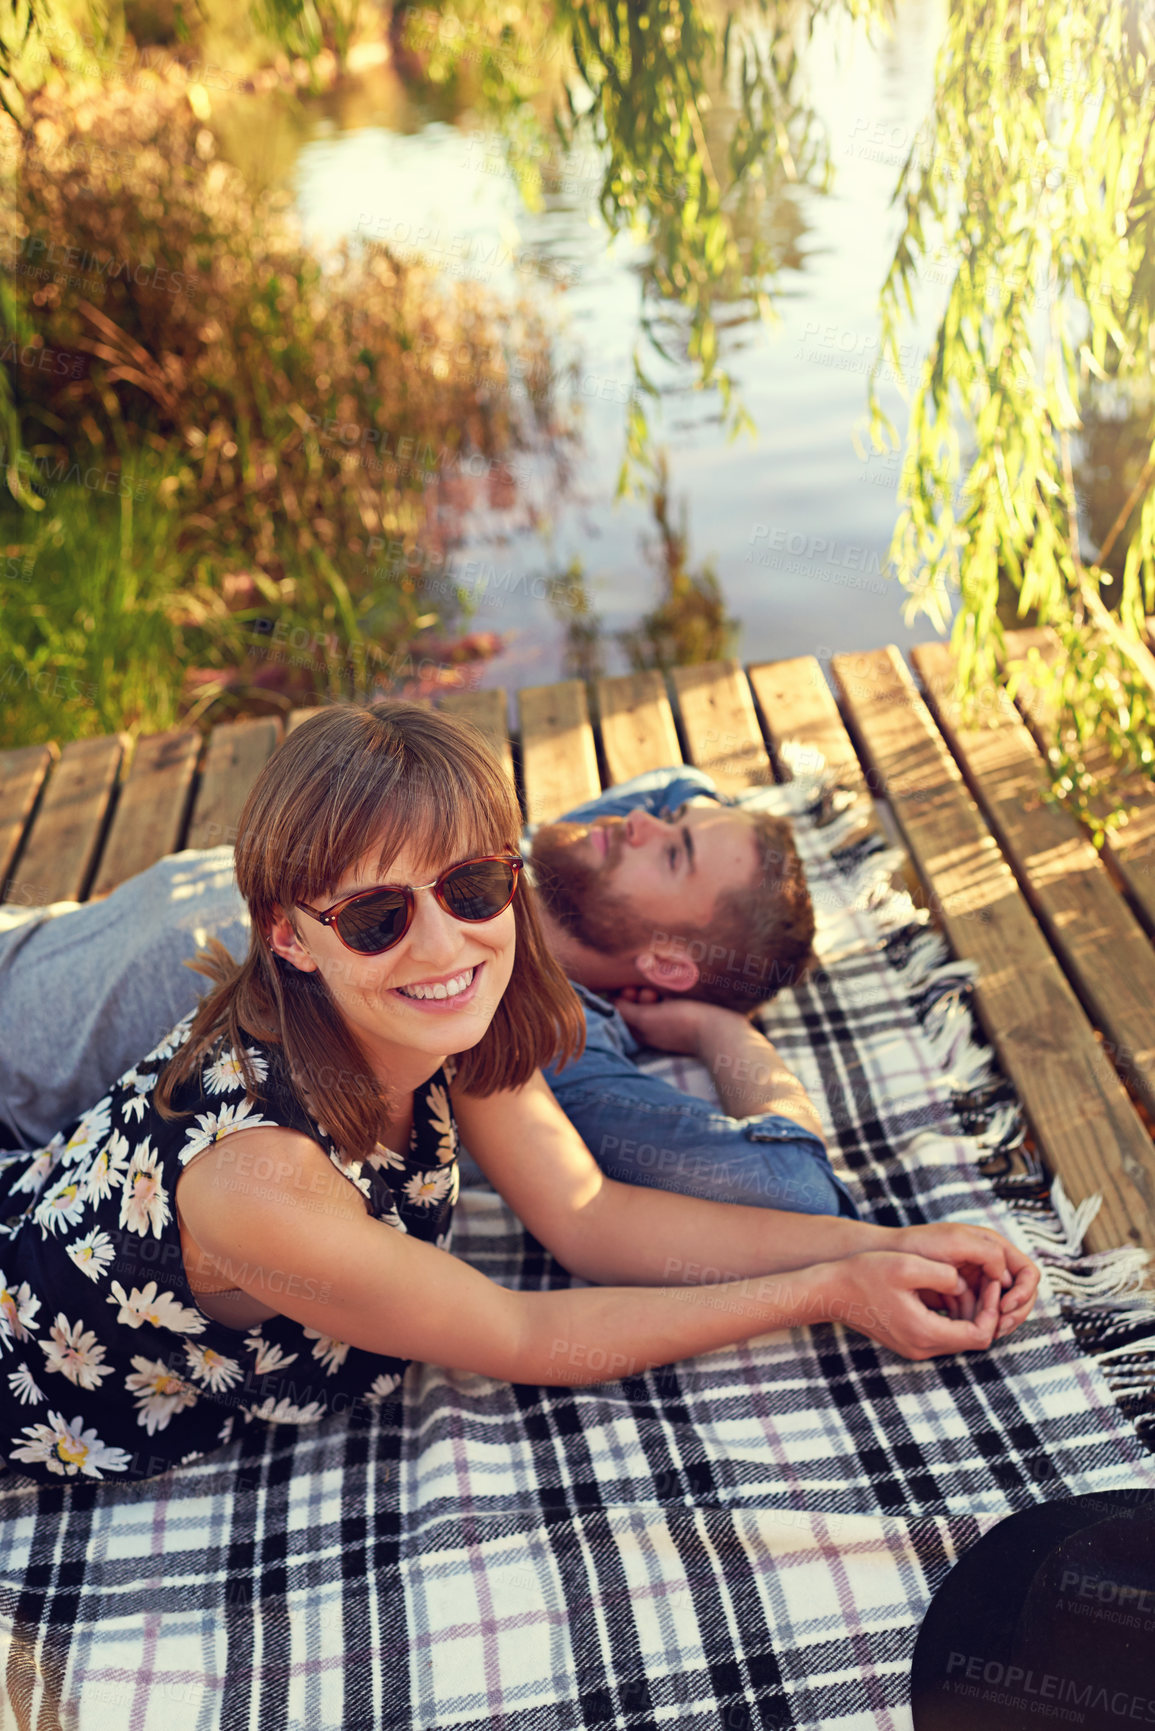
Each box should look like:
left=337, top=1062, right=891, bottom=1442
left=911, top=1491, right=1155, bottom=1730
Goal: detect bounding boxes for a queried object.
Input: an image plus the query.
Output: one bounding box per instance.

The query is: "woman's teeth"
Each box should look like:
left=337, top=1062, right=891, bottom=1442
left=397, top=967, right=476, bottom=1002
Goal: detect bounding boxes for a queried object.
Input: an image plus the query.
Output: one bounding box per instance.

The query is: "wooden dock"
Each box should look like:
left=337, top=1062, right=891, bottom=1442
left=3, top=637, right=1155, bottom=1256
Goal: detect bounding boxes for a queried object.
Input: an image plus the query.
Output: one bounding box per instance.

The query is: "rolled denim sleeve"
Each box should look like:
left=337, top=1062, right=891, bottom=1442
left=544, top=988, right=858, bottom=1219
left=547, top=767, right=732, bottom=829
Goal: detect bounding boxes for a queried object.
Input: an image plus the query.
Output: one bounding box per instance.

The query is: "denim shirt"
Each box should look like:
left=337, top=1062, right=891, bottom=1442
left=531, top=767, right=859, bottom=1219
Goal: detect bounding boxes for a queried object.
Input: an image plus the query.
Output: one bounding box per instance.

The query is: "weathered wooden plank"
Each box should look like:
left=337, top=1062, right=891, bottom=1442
left=8, top=734, right=125, bottom=903
left=595, top=671, right=682, bottom=786
left=748, top=653, right=928, bottom=909
left=186, top=718, right=281, bottom=853
left=517, top=681, right=601, bottom=824
left=0, top=744, right=55, bottom=898
left=440, top=688, right=514, bottom=784
left=1003, top=626, right=1155, bottom=936
left=916, top=641, right=1155, bottom=1156
left=833, top=643, right=1155, bottom=1253
left=747, top=656, right=865, bottom=788
left=668, top=660, right=773, bottom=794
left=89, top=730, right=202, bottom=899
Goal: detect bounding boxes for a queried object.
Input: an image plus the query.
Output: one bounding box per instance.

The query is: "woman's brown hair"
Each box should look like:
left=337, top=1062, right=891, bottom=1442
left=156, top=700, right=585, bottom=1157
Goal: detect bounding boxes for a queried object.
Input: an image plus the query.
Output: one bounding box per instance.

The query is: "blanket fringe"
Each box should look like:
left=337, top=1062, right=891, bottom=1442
left=770, top=738, right=1155, bottom=1448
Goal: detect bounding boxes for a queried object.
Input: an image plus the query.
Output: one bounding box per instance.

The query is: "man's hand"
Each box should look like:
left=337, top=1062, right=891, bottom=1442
left=618, top=996, right=826, bottom=1142
left=830, top=1251, right=1004, bottom=1359
left=890, top=1222, right=1040, bottom=1339
left=613, top=993, right=729, bottom=1056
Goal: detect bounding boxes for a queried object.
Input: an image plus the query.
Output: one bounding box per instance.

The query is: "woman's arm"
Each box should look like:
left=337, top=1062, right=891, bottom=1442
left=452, top=1073, right=1039, bottom=1326
left=175, top=1124, right=1011, bottom=1376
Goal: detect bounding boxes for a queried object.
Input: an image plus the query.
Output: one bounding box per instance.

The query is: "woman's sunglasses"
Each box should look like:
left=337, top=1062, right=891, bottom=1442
left=296, top=853, right=523, bottom=957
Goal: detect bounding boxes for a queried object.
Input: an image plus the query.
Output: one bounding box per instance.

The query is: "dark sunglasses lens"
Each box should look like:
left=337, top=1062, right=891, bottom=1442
left=441, top=859, right=518, bottom=921
left=335, top=890, right=410, bottom=954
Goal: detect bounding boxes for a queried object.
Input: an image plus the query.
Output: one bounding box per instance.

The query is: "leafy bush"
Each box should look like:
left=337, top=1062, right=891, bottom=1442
left=0, top=64, right=568, bottom=744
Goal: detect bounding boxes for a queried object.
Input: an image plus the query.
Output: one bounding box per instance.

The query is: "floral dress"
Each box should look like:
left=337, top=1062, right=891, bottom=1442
left=0, top=1013, right=460, bottom=1485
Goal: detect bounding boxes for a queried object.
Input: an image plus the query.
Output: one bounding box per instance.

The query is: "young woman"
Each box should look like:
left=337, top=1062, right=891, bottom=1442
left=0, top=702, right=1039, bottom=1484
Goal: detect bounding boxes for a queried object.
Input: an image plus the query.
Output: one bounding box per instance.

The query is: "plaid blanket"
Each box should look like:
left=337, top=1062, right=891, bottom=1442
left=3, top=747, right=1154, bottom=1731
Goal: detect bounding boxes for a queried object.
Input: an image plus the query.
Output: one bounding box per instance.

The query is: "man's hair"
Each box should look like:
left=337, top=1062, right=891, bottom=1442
left=661, top=811, right=816, bottom=1014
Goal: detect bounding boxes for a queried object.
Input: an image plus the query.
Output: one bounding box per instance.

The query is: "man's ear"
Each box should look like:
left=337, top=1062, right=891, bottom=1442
left=268, top=910, right=319, bottom=973
left=635, top=947, right=699, bottom=995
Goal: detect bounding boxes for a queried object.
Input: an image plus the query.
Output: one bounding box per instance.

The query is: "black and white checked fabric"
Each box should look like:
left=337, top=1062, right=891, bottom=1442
left=2, top=747, right=1154, bottom=1731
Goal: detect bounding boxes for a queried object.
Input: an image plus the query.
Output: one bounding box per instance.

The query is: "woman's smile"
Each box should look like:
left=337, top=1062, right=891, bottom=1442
left=391, top=962, right=484, bottom=1011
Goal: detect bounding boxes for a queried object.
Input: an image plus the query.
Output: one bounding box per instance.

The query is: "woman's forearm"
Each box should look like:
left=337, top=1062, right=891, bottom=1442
left=509, top=1260, right=843, bottom=1385
left=560, top=1173, right=889, bottom=1287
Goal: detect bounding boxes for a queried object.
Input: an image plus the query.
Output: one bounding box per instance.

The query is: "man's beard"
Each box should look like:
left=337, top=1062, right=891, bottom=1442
left=529, top=822, right=651, bottom=958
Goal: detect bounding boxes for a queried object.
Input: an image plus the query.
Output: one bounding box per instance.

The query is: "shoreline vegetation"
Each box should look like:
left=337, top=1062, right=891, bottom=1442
left=0, top=42, right=572, bottom=746
left=0, top=0, right=1152, bottom=848
left=0, top=0, right=836, bottom=749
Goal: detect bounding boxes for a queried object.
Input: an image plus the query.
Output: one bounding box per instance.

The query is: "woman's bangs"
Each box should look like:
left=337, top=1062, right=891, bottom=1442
left=299, top=753, right=515, bottom=901
left=366, top=758, right=515, bottom=884
left=242, top=701, right=521, bottom=914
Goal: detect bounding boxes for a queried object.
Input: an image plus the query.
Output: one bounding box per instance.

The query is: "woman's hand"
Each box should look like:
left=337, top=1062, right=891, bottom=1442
left=830, top=1250, right=1004, bottom=1360
left=889, top=1222, right=1040, bottom=1340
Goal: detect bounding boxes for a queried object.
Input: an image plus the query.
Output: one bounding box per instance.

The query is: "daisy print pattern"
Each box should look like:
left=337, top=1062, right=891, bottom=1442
left=204, top=1045, right=269, bottom=1096
left=60, top=1100, right=113, bottom=1167
left=10, top=1409, right=133, bottom=1478
left=107, top=1281, right=206, bottom=1335
left=118, top=1070, right=157, bottom=1124
left=183, top=1342, right=243, bottom=1393
left=403, top=1167, right=454, bottom=1209
left=141, top=1011, right=196, bottom=1066
left=179, top=1099, right=277, bottom=1165
left=119, top=1141, right=171, bottom=1238
left=40, top=1314, right=114, bottom=1390
left=0, top=1035, right=459, bottom=1483
left=245, top=1333, right=299, bottom=1377
left=303, top=1328, right=350, bottom=1375
left=0, top=1273, right=40, bottom=1348
left=8, top=1363, right=45, bottom=1405
left=364, top=1371, right=402, bottom=1409
left=8, top=1137, right=65, bottom=1199
left=244, top=1394, right=326, bottom=1426
left=125, top=1357, right=199, bottom=1434
left=366, top=1144, right=406, bottom=1174
left=332, top=1153, right=373, bottom=1202
left=81, top=1130, right=131, bottom=1205
left=65, top=1229, right=117, bottom=1283
left=425, top=1082, right=457, bottom=1163
left=32, top=1171, right=88, bottom=1237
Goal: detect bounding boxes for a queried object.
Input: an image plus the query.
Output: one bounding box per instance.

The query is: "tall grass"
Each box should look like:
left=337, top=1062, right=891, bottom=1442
left=0, top=63, right=567, bottom=746
left=0, top=448, right=230, bottom=741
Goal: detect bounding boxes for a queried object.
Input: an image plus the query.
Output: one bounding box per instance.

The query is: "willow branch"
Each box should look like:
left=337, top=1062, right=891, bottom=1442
left=1097, top=452, right=1155, bottom=569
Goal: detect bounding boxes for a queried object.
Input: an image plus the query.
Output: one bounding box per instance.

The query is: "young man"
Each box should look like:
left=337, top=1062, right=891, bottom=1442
left=0, top=765, right=855, bottom=1218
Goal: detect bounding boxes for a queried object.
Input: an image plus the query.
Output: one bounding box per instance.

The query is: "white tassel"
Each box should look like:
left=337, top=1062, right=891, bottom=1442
left=974, top=1104, right=1025, bottom=1152
left=1041, top=1253, right=1155, bottom=1309
left=1018, top=1174, right=1103, bottom=1258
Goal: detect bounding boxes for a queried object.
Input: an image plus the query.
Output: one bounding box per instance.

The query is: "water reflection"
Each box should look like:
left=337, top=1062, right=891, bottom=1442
left=272, top=0, right=951, bottom=683
left=548, top=449, right=738, bottom=681
left=390, top=0, right=865, bottom=479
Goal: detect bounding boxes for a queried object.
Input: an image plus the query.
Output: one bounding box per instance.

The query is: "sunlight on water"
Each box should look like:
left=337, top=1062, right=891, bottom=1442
left=290, top=0, right=954, bottom=688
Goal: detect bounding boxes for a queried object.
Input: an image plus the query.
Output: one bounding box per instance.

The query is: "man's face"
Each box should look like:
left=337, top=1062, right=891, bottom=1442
left=529, top=801, right=759, bottom=958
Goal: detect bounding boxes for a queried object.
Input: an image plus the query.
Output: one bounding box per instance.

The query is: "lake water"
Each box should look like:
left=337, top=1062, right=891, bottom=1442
left=288, top=0, right=954, bottom=691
